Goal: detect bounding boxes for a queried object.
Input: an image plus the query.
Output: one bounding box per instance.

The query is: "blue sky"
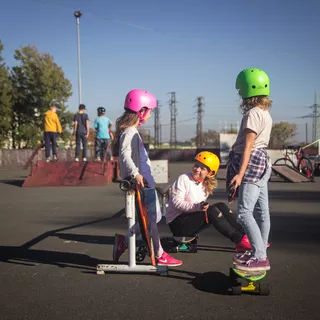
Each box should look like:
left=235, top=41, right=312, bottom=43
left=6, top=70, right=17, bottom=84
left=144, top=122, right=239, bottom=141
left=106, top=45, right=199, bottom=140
left=1, top=0, right=320, bottom=143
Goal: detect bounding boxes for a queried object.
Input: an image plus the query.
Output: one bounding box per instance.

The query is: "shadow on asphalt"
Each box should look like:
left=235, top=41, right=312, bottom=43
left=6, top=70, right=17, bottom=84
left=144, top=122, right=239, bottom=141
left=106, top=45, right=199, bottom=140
left=0, top=208, right=125, bottom=271
left=0, top=179, right=25, bottom=187
left=191, top=271, right=232, bottom=295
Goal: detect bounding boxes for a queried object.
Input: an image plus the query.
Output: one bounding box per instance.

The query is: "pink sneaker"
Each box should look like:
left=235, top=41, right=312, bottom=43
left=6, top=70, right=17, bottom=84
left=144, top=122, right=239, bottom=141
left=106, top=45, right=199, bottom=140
left=156, top=251, right=183, bottom=267
left=113, top=233, right=127, bottom=262
left=235, top=235, right=270, bottom=253
left=235, top=235, right=252, bottom=253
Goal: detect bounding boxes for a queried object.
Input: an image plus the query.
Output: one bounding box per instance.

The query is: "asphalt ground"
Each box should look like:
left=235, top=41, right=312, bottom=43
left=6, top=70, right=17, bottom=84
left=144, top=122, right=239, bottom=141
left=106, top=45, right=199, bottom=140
left=0, top=163, right=320, bottom=320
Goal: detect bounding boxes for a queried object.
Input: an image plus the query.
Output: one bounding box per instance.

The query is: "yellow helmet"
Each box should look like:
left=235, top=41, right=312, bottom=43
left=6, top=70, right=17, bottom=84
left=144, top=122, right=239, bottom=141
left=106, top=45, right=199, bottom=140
left=194, top=151, right=220, bottom=175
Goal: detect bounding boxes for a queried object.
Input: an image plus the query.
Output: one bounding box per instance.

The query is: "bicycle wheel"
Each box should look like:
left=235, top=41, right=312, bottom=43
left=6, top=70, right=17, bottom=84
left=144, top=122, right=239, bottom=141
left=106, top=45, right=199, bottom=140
left=274, top=157, right=295, bottom=168
left=297, top=156, right=314, bottom=180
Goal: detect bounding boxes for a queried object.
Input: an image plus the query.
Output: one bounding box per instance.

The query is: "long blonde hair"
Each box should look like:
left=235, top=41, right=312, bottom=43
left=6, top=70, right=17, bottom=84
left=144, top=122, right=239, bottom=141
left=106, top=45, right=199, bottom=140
left=240, top=96, right=272, bottom=114
left=114, top=111, right=139, bottom=144
left=203, top=175, right=217, bottom=195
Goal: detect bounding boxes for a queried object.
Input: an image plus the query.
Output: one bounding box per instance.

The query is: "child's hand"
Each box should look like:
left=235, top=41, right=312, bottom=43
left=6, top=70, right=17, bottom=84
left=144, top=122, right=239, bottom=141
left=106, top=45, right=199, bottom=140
left=135, top=174, right=145, bottom=188
left=200, top=201, right=209, bottom=211
left=230, top=174, right=243, bottom=190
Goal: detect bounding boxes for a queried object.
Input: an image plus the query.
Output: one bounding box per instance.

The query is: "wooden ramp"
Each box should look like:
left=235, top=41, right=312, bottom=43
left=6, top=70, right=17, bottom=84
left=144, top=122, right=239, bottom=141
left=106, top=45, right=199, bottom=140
left=22, top=161, right=116, bottom=187
left=272, top=164, right=312, bottom=183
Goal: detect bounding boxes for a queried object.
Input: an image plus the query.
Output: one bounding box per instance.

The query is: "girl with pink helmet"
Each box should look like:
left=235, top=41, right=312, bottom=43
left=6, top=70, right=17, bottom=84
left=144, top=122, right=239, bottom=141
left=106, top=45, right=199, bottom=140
left=113, top=89, right=183, bottom=267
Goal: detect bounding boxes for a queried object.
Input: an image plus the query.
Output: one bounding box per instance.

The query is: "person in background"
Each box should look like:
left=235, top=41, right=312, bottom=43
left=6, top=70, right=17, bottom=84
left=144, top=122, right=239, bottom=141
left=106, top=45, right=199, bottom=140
left=94, top=107, right=113, bottom=161
left=73, top=104, right=89, bottom=162
left=44, top=101, right=62, bottom=162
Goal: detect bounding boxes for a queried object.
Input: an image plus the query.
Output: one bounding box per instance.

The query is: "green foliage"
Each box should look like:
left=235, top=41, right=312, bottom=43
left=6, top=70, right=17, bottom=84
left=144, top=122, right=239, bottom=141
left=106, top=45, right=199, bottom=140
left=0, top=41, right=13, bottom=147
left=192, top=129, right=219, bottom=147
left=269, top=122, right=297, bottom=148
left=10, top=45, right=73, bottom=148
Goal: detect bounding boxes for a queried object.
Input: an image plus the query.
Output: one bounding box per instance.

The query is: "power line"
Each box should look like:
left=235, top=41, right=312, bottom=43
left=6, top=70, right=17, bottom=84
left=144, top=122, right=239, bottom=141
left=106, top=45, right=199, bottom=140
left=299, top=92, right=320, bottom=142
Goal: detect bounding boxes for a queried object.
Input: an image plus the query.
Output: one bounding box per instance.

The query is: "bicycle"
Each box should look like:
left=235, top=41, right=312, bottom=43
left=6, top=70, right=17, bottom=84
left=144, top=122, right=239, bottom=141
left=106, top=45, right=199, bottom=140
left=273, top=145, right=314, bottom=180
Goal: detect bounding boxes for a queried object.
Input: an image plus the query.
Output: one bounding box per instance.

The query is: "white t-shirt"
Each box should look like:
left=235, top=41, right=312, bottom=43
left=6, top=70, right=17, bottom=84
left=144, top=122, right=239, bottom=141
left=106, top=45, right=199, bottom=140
left=166, top=173, right=207, bottom=223
left=232, top=107, right=273, bottom=154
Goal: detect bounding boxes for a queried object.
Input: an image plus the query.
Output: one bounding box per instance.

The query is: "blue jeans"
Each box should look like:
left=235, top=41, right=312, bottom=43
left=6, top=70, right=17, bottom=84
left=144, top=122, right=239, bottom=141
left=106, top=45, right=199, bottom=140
left=237, top=166, right=272, bottom=259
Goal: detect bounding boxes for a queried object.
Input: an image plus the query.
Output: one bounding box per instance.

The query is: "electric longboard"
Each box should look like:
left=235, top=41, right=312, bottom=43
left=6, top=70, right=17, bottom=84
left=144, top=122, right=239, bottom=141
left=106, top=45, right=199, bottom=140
left=229, top=266, right=269, bottom=295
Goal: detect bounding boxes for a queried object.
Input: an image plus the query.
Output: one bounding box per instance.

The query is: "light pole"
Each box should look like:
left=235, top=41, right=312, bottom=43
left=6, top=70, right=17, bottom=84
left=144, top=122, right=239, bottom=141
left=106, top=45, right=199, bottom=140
left=74, top=10, right=82, bottom=105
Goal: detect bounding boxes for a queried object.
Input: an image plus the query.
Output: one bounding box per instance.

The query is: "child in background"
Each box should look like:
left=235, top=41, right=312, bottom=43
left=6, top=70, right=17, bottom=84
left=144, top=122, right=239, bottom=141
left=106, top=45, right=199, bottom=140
left=73, top=104, right=89, bottom=162
left=44, top=101, right=62, bottom=162
left=94, top=107, right=112, bottom=161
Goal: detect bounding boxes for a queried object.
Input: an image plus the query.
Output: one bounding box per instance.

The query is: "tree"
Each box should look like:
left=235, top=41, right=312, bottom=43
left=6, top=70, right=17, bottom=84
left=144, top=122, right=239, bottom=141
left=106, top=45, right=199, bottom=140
left=269, top=122, right=297, bottom=148
left=192, top=129, right=219, bottom=147
left=10, top=45, right=73, bottom=148
left=0, top=41, right=12, bottom=147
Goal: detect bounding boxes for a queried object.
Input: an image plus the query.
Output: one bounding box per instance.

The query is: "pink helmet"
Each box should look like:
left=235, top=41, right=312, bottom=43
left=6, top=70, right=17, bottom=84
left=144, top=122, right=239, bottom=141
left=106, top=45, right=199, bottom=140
left=124, top=89, right=157, bottom=121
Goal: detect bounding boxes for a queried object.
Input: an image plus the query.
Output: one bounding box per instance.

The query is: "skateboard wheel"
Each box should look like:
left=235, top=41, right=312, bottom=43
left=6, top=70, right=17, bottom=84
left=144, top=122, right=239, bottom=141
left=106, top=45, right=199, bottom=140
left=230, top=286, right=241, bottom=295
left=190, top=244, right=197, bottom=253
left=258, top=283, right=270, bottom=296
left=136, top=250, right=146, bottom=262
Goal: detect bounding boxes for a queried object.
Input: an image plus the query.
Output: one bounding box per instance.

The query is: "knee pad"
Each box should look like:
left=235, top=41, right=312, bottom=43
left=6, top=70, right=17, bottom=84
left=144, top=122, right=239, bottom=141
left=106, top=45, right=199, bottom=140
left=213, top=202, right=233, bottom=218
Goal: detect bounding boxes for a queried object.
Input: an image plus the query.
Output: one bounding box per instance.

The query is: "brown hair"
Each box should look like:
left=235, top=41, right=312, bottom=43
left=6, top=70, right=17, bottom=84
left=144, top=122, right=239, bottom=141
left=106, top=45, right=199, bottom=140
left=240, top=96, right=272, bottom=114
left=114, top=111, right=139, bottom=144
left=203, top=175, right=217, bottom=195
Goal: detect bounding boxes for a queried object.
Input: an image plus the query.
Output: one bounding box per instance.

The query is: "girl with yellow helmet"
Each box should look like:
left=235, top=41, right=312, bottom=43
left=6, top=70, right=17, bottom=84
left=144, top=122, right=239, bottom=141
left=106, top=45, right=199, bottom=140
left=166, top=151, right=254, bottom=253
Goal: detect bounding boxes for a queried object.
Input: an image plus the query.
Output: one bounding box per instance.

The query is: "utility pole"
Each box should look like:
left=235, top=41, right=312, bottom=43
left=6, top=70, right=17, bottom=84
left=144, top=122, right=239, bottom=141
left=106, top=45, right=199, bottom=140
left=312, top=92, right=320, bottom=142
left=169, top=92, right=177, bottom=148
left=154, top=100, right=161, bottom=148
left=196, top=97, right=204, bottom=147
left=74, top=10, right=82, bottom=105
left=300, top=92, right=320, bottom=142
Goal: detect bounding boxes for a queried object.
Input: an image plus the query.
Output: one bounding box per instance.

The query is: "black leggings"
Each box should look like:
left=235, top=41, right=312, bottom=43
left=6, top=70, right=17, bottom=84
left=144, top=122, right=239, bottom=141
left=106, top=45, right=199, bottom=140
left=168, top=202, right=245, bottom=244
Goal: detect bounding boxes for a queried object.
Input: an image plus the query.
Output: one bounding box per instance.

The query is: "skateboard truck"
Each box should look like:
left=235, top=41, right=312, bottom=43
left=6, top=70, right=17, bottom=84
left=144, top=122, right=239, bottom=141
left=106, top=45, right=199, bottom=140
left=97, top=177, right=168, bottom=276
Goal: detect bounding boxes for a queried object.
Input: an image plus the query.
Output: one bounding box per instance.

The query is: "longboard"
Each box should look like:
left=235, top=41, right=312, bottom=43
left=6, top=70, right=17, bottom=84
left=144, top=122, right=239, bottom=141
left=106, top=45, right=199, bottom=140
left=135, top=185, right=156, bottom=266
left=229, top=266, right=269, bottom=295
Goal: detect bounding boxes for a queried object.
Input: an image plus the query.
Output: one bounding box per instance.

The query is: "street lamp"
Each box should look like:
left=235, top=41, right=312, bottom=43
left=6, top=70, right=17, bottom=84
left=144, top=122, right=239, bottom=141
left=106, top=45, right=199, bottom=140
left=74, top=10, right=82, bottom=105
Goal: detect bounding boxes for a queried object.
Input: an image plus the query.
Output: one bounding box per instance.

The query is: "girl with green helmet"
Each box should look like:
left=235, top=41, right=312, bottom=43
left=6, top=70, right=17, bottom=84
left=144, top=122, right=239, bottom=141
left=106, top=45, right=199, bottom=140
left=227, top=68, right=273, bottom=272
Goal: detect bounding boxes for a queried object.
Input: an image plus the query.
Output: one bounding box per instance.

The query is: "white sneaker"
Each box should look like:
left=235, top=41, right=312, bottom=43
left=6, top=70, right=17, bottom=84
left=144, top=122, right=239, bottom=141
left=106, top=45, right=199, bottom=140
left=46, top=158, right=51, bottom=163
left=75, top=158, right=79, bottom=162
left=95, top=157, right=101, bottom=162
left=83, top=157, right=87, bottom=162
left=53, top=155, right=58, bottom=161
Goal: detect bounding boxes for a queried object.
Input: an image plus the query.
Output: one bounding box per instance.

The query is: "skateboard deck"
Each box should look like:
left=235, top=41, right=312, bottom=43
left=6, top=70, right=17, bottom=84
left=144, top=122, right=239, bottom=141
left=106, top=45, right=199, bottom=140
left=232, top=266, right=266, bottom=281
left=135, top=185, right=156, bottom=266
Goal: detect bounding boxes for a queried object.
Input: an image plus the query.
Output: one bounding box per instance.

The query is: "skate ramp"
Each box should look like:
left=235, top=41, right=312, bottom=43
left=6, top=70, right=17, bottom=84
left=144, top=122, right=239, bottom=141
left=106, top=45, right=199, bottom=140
left=22, top=161, right=115, bottom=187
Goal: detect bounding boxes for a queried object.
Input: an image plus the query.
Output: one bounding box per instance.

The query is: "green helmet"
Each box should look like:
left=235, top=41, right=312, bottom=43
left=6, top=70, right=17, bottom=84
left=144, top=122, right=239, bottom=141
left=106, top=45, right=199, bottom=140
left=236, top=68, right=270, bottom=99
